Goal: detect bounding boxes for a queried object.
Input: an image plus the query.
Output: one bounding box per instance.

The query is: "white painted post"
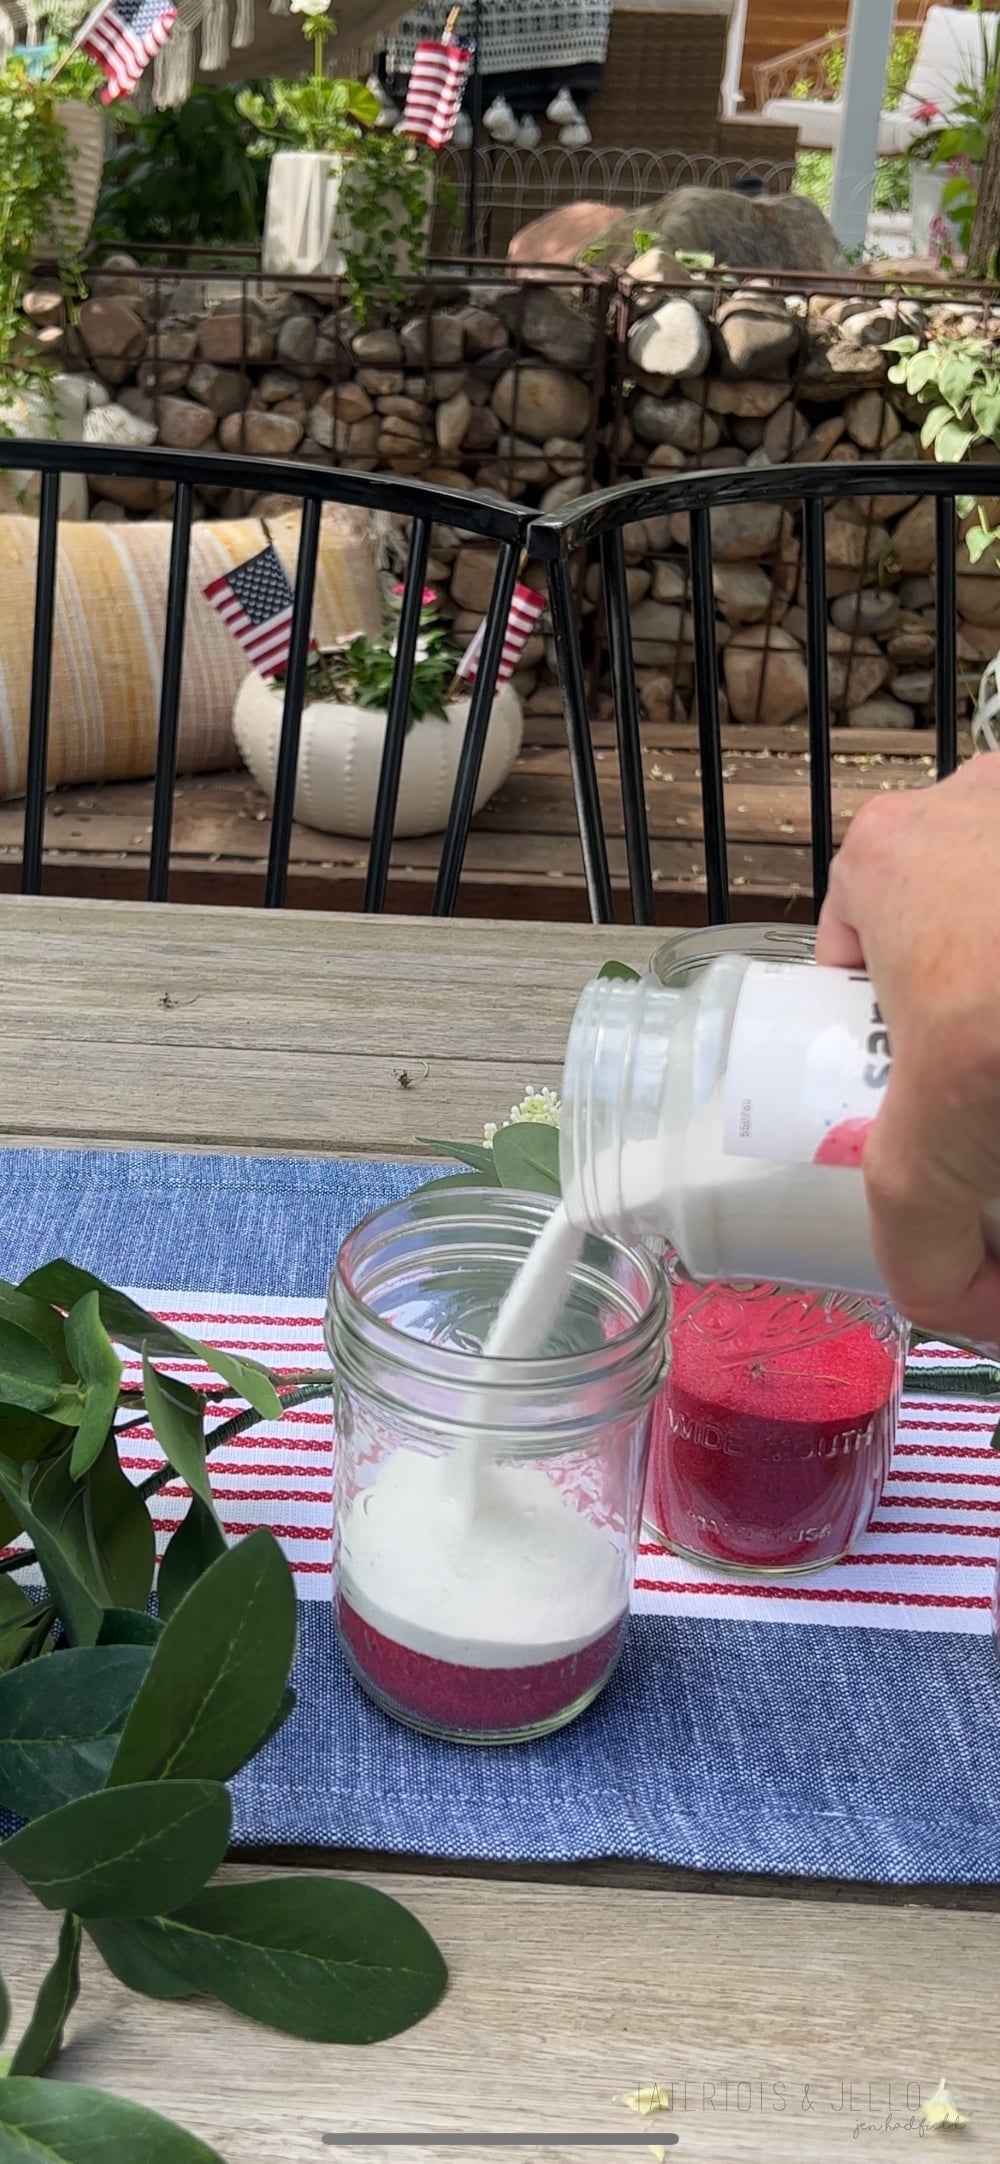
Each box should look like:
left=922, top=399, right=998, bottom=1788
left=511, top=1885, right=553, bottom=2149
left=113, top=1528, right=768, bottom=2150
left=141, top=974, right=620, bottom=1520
left=829, top=0, right=895, bottom=255
left=721, top=0, right=751, bottom=118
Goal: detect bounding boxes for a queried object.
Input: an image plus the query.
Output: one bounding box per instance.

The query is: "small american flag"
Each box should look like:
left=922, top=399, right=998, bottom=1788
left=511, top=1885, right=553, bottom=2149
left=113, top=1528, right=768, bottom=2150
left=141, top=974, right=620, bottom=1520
left=399, top=36, right=472, bottom=152
left=202, top=544, right=314, bottom=679
left=456, top=583, right=547, bottom=686
left=81, top=0, right=178, bottom=103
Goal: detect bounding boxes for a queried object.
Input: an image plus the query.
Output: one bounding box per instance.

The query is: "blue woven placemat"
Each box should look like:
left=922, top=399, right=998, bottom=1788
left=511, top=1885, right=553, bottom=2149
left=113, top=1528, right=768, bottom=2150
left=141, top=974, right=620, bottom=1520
left=2, top=1142, right=999, bottom=1885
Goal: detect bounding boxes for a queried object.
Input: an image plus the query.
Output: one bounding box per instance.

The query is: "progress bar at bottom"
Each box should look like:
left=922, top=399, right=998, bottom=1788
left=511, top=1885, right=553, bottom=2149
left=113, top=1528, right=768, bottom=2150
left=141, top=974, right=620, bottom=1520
left=322, top=2136, right=680, bottom=2148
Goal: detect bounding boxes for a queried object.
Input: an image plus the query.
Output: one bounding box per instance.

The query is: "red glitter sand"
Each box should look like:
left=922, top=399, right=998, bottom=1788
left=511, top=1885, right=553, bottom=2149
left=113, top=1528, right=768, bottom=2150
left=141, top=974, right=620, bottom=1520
left=338, top=1596, right=627, bottom=1738
left=648, top=1277, right=903, bottom=1572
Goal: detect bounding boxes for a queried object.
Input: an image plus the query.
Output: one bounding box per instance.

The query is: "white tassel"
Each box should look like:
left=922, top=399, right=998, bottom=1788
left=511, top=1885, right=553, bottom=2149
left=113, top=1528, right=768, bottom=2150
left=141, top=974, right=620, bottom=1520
left=233, top=0, right=254, bottom=47
left=270, top=0, right=292, bottom=14
left=199, top=0, right=229, bottom=71
left=0, top=7, right=15, bottom=57
left=153, top=23, right=195, bottom=106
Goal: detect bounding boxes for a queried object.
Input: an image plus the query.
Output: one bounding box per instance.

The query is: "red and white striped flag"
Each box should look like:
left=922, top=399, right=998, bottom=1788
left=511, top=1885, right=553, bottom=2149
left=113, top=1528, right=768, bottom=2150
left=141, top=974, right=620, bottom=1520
left=399, top=36, right=472, bottom=152
left=456, top=582, right=547, bottom=686
left=80, top=0, right=178, bottom=102
left=202, top=544, right=315, bottom=679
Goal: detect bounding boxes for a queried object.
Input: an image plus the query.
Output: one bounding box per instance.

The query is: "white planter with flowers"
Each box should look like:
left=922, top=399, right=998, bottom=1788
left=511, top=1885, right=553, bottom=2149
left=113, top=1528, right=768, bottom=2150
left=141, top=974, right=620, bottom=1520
left=240, top=0, right=432, bottom=301
left=232, top=586, right=523, bottom=839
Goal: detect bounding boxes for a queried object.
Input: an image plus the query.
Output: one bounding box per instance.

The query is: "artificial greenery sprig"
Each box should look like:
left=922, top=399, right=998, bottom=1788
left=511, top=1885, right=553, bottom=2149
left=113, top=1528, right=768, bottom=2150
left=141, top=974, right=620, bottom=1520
left=0, top=1259, right=446, bottom=2159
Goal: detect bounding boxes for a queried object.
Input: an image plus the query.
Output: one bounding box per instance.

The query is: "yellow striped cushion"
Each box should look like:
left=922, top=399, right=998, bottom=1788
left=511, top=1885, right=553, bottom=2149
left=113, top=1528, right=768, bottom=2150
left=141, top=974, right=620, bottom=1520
left=0, top=506, right=381, bottom=795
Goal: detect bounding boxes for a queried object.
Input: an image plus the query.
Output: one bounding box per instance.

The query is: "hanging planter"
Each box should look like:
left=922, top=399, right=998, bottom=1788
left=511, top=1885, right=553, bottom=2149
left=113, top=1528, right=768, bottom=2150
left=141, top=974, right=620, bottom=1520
left=261, top=144, right=433, bottom=284
left=32, top=99, right=105, bottom=262
left=233, top=672, right=523, bottom=839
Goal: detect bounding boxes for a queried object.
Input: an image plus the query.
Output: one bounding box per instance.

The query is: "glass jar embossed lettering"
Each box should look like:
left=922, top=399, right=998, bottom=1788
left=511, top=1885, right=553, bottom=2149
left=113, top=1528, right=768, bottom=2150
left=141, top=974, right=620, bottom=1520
left=645, top=929, right=908, bottom=1575
left=326, top=1187, right=668, bottom=1743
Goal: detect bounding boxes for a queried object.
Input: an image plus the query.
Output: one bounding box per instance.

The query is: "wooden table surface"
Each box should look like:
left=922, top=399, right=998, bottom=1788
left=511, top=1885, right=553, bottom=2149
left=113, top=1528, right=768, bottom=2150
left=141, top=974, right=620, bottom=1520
left=1, top=895, right=997, bottom=2163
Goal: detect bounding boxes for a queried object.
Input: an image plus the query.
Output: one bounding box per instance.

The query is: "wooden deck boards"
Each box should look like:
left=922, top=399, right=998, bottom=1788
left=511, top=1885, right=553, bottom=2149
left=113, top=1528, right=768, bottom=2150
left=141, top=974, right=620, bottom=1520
left=0, top=718, right=955, bottom=924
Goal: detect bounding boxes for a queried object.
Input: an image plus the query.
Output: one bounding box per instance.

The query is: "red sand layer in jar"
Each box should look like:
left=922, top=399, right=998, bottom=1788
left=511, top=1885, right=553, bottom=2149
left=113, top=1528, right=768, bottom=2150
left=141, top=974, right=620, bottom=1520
left=338, top=1596, right=627, bottom=1739
left=648, top=1278, right=903, bottom=1572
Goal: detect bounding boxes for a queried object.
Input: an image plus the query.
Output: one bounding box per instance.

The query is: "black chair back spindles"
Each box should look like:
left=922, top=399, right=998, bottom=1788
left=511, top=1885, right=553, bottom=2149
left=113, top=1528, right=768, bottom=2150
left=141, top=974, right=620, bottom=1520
left=149, top=478, right=194, bottom=903
left=0, top=440, right=532, bottom=914
left=687, top=503, right=730, bottom=926
left=934, top=492, right=959, bottom=780
left=529, top=462, right=986, bottom=927
left=23, top=468, right=61, bottom=897
left=545, top=553, right=614, bottom=924
left=266, top=493, right=323, bottom=912
left=599, top=527, right=654, bottom=926
left=364, top=515, right=431, bottom=914
left=432, top=536, right=520, bottom=918
left=801, top=495, right=834, bottom=911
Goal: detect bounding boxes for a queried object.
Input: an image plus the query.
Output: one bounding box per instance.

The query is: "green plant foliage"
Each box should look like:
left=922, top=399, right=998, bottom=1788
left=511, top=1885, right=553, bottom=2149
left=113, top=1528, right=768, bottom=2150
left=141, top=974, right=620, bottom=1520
left=0, top=1643, right=152, bottom=1818
left=272, top=588, right=457, bottom=727
left=8, top=1914, right=81, bottom=2077
left=491, top=1120, right=561, bottom=1196
left=84, top=1875, right=449, bottom=2044
left=94, top=87, right=268, bottom=255
left=886, top=331, right=1000, bottom=562
left=0, top=1260, right=445, bottom=2149
left=107, top=1530, right=297, bottom=1787
left=0, top=2080, right=226, bottom=2161
left=0, top=54, right=96, bottom=410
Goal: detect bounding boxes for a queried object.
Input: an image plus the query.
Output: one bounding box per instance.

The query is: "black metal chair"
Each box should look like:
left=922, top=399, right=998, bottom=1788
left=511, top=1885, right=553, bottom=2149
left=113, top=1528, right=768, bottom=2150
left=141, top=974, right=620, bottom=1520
left=528, top=460, right=987, bottom=927
left=2, top=440, right=533, bottom=913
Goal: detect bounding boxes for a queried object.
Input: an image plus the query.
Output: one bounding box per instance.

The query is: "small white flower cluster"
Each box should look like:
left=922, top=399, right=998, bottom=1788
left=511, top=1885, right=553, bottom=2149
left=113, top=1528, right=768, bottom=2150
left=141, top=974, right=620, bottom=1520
left=484, top=1086, right=561, bottom=1147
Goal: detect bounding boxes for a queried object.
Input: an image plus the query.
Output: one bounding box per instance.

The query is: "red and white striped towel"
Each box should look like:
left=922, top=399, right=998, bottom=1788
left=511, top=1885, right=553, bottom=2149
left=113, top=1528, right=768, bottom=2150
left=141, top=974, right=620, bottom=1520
left=8, top=1301, right=996, bottom=1638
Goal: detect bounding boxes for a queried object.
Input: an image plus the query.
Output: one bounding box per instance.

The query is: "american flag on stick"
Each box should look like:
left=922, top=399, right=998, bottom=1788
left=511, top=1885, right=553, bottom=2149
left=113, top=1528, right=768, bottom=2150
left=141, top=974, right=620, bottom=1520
left=80, top=0, right=178, bottom=101
left=455, top=583, right=547, bottom=686
left=399, top=34, right=472, bottom=152
left=202, top=544, right=315, bottom=679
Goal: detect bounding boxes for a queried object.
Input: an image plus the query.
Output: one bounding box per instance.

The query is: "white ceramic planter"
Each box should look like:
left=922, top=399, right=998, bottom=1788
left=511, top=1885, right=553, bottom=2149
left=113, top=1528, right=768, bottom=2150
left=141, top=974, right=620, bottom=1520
left=261, top=150, right=432, bottom=280
left=0, top=376, right=89, bottom=520
left=910, top=160, right=977, bottom=259
left=233, top=674, right=523, bottom=838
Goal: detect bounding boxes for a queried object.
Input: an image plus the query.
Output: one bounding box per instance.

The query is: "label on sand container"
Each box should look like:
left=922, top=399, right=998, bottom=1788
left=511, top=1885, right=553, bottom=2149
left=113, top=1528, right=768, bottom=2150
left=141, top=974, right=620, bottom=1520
left=723, top=962, right=890, bottom=1169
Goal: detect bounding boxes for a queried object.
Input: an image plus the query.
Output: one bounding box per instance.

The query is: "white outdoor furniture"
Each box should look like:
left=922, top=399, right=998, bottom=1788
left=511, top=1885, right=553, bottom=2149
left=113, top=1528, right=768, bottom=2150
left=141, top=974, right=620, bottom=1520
left=761, top=6, right=991, bottom=157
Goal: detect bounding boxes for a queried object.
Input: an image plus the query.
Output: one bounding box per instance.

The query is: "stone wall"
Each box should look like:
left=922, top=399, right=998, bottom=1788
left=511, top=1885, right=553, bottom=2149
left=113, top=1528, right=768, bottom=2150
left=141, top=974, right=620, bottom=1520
left=17, top=256, right=1000, bottom=732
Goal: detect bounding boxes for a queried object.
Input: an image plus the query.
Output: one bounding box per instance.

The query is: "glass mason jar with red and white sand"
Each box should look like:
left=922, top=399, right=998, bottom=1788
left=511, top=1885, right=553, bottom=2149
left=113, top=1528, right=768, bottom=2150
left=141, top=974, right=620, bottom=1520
left=326, top=1187, right=668, bottom=1744
left=645, top=928, right=908, bottom=1575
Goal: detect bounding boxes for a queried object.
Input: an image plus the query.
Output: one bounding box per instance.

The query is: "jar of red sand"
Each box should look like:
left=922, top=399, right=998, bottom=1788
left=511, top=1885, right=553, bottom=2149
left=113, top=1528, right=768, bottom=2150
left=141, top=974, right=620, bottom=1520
left=646, top=928, right=908, bottom=1575
left=326, top=1187, right=668, bottom=1744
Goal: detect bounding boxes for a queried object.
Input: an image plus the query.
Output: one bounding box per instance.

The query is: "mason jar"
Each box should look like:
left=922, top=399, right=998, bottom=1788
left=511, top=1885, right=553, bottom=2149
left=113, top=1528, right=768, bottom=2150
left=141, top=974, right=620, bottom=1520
left=645, top=926, right=908, bottom=1575
left=326, top=1186, right=669, bottom=1744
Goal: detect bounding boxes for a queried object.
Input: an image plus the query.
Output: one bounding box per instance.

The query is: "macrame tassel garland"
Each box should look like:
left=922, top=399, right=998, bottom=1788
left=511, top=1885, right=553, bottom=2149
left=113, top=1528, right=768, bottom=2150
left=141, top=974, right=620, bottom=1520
left=153, top=21, right=194, bottom=105
left=233, top=0, right=254, bottom=49
left=198, top=0, right=229, bottom=71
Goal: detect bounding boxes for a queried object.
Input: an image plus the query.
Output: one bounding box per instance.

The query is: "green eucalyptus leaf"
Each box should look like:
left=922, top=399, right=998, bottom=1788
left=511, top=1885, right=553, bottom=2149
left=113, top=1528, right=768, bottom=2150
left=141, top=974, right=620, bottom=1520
left=142, top=1357, right=214, bottom=1513
left=491, top=1120, right=562, bottom=1196
left=156, top=1497, right=227, bottom=1625
left=0, top=1455, right=102, bottom=1650
left=85, top=1435, right=156, bottom=1615
left=100, top=1876, right=448, bottom=2043
left=0, top=1595, right=55, bottom=1675
left=97, top=1609, right=164, bottom=1647
left=8, top=1913, right=81, bottom=2077
left=65, top=1294, right=122, bottom=1481
left=0, top=1282, right=69, bottom=1373
left=85, top=1917, right=198, bottom=2001
left=0, top=2079, right=225, bottom=2160
left=0, top=1323, right=64, bottom=1416
left=20, top=1265, right=281, bottom=1422
left=417, top=1139, right=498, bottom=1175
left=3, top=1780, right=231, bottom=1920
left=0, top=1645, right=151, bottom=1819
left=598, top=959, right=642, bottom=981
left=109, top=1528, right=296, bottom=1788
left=0, top=1410, right=65, bottom=1551
left=412, top=1172, right=498, bottom=1198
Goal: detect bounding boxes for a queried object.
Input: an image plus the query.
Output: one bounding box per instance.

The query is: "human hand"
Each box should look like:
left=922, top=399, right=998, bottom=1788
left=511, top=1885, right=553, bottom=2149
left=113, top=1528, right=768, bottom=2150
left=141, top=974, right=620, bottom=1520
left=815, top=754, right=1000, bottom=1346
